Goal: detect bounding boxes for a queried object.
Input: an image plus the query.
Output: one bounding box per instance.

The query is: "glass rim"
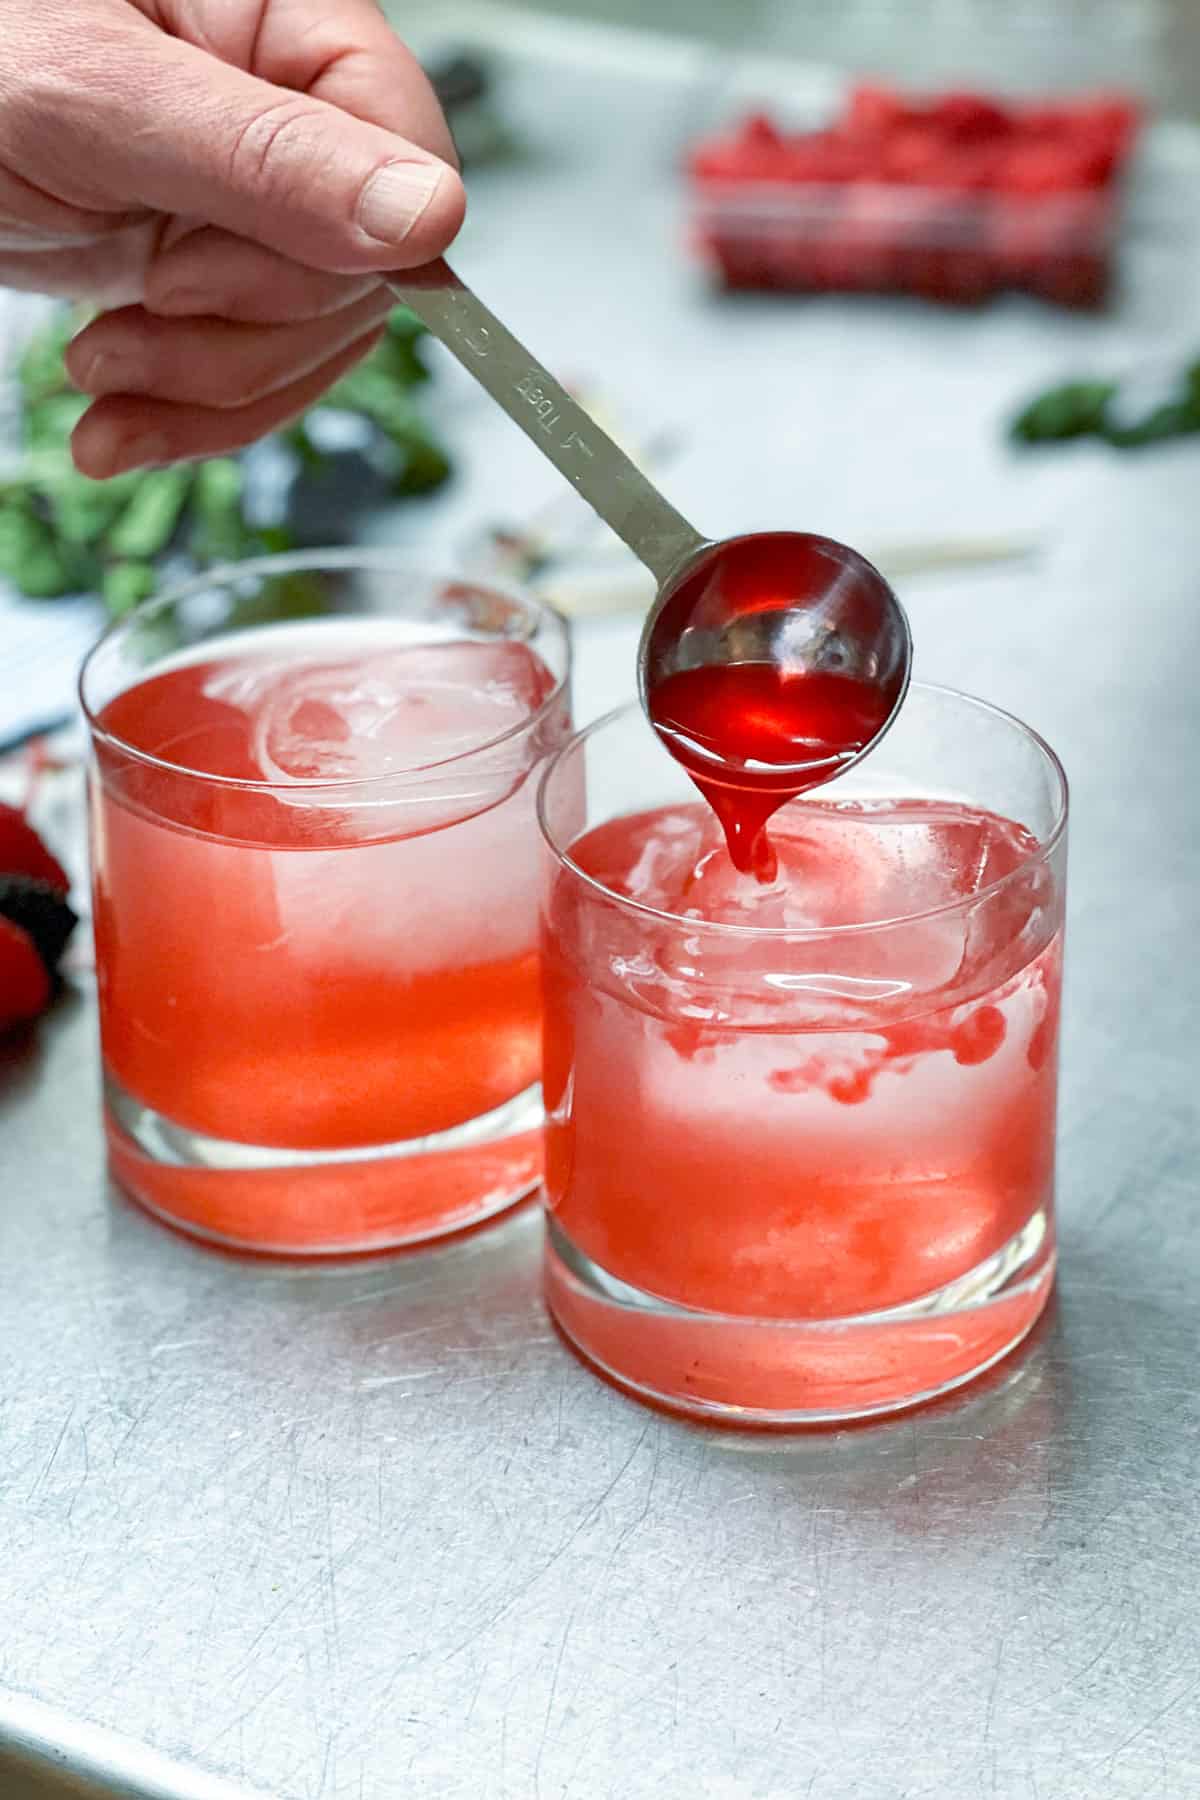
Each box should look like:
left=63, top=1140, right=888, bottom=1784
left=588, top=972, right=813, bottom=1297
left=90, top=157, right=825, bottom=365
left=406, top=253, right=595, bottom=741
left=79, top=548, right=571, bottom=794
left=536, top=685, right=1069, bottom=942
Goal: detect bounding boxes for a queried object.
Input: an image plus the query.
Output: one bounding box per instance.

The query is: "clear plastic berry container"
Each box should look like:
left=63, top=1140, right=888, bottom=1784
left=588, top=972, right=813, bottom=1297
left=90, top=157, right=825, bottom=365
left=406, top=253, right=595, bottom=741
left=689, top=86, right=1141, bottom=308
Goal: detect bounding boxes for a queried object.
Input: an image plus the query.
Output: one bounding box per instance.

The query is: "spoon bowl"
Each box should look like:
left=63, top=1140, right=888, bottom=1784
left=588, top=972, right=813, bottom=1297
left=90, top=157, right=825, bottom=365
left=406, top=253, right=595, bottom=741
left=638, top=529, right=912, bottom=789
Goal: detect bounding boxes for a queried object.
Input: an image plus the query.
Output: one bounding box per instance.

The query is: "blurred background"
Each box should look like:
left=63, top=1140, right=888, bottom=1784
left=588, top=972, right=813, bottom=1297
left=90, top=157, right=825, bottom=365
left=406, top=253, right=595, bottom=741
left=396, top=0, right=1200, bottom=110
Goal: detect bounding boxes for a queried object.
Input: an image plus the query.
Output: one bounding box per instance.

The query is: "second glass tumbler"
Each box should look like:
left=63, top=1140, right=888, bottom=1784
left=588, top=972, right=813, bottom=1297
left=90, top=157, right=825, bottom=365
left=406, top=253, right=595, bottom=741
left=82, top=551, right=572, bottom=1255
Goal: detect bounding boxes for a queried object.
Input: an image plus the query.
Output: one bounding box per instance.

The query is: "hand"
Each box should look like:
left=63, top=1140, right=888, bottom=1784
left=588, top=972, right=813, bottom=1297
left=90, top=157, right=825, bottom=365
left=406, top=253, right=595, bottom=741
left=0, top=0, right=465, bottom=475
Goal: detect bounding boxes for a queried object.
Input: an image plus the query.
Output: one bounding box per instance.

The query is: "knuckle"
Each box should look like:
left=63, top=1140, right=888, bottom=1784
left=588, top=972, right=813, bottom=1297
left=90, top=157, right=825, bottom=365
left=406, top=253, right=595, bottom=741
left=225, top=98, right=326, bottom=202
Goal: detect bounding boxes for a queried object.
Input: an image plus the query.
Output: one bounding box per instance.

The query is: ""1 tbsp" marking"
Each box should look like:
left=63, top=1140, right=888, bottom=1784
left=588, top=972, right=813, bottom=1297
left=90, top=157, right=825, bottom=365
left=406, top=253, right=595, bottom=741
left=515, top=372, right=594, bottom=457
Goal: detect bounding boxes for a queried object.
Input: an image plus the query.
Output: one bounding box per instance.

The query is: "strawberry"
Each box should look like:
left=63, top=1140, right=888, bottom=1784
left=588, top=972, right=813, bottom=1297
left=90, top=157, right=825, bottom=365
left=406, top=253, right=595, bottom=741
left=0, top=802, right=70, bottom=895
left=0, top=914, right=51, bottom=1031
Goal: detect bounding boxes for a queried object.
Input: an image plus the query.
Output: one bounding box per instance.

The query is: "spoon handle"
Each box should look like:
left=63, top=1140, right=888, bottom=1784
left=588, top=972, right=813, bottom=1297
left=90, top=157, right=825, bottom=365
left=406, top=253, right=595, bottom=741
left=388, top=261, right=706, bottom=587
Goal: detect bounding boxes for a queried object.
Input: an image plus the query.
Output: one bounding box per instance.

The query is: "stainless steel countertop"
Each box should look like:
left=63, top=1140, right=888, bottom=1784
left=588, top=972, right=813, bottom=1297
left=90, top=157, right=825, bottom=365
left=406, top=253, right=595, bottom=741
left=4, top=16, right=1200, bottom=1799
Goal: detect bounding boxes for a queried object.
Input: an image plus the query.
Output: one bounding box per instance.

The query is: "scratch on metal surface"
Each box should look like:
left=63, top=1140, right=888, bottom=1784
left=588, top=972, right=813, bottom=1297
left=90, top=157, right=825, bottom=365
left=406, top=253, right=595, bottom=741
left=499, top=1698, right=509, bottom=1796
left=532, top=1603, right=579, bottom=1798
left=438, top=1419, right=655, bottom=1666
left=64, top=1418, right=91, bottom=1522
left=908, top=1420, right=924, bottom=1531
left=116, top=1381, right=183, bottom=1458
left=368, top=1322, right=454, bottom=1347
left=197, top=1670, right=291, bottom=1757
left=311, top=1731, right=334, bottom=1800
left=1039, top=1615, right=1123, bottom=1704
left=595, top=1421, right=662, bottom=1596
left=981, top=1626, right=1009, bottom=1746
left=321, top=1476, right=343, bottom=1686
left=358, top=1371, right=442, bottom=1388
left=460, top=1657, right=490, bottom=1730
left=27, top=1406, right=75, bottom=1499
left=226, top=1542, right=361, bottom=1683
left=1105, top=1677, right=1200, bottom=1769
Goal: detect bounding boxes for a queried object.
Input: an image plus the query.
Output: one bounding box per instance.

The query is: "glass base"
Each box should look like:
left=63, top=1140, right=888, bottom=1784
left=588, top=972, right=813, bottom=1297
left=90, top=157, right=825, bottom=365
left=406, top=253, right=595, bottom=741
left=544, top=1209, right=1056, bottom=1425
left=105, top=1073, right=543, bottom=1256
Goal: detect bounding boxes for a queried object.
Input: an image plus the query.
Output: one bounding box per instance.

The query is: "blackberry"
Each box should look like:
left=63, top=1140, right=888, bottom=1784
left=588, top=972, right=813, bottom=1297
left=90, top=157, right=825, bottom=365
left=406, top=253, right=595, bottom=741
left=0, top=874, right=77, bottom=976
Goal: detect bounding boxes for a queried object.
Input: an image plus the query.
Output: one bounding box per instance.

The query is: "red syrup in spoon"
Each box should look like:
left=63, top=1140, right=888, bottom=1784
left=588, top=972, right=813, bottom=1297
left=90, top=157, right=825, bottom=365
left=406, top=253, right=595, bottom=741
left=648, top=661, right=895, bottom=881
left=642, top=533, right=907, bottom=882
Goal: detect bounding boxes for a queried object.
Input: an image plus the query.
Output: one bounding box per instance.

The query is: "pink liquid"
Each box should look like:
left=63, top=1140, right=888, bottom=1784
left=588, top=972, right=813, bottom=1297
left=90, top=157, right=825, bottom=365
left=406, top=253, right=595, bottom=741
left=93, top=623, right=567, bottom=1251
left=542, top=795, right=1060, bottom=1414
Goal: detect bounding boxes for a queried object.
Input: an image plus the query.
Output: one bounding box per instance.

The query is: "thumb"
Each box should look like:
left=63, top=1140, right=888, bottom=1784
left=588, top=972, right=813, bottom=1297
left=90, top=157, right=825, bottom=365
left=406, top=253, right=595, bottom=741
left=75, top=31, right=465, bottom=274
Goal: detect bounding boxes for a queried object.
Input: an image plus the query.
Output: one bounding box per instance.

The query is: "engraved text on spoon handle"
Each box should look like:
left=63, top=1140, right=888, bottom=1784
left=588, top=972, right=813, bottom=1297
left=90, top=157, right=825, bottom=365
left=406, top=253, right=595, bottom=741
left=389, top=261, right=706, bottom=588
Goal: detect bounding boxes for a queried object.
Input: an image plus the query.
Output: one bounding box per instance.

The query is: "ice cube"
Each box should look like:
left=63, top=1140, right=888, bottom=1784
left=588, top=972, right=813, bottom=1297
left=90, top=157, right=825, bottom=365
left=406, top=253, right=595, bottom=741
left=265, top=766, right=545, bottom=978
left=244, top=643, right=546, bottom=785
left=570, top=796, right=1048, bottom=1026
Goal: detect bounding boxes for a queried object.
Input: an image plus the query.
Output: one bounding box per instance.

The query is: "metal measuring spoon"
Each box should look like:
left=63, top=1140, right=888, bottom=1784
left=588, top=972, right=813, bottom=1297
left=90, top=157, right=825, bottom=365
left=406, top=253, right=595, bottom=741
left=390, top=262, right=911, bottom=790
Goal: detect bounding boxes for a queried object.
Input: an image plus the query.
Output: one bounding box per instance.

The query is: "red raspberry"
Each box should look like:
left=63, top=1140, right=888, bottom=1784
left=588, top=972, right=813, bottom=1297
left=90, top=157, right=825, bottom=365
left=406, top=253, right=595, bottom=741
left=846, top=83, right=906, bottom=139
left=0, top=915, right=51, bottom=1032
left=0, top=802, right=69, bottom=894
left=927, top=143, right=1002, bottom=192
left=1000, top=143, right=1092, bottom=195
left=1073, top=95, right=1141, bottom=153
left=688, top=145, right=730, bottom=179
left=1021, top=104, right=1075, bottom=138
left=782, top=135, right=848, bottom=182
left=742, top=112, right=784, bottom=147
left=882, top=125, right=951, bottom=183
left=1068, top=134, right=1122, bottom=185
left=935, top=92, right=1013, bottom=142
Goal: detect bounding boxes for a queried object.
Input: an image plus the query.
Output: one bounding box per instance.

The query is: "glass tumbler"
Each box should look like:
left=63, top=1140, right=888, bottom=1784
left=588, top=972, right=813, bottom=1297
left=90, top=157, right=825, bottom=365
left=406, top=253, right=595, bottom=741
left=538, top=687, right=1067, bottom=1423
left=81, top=550, right=571, bottom=1254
